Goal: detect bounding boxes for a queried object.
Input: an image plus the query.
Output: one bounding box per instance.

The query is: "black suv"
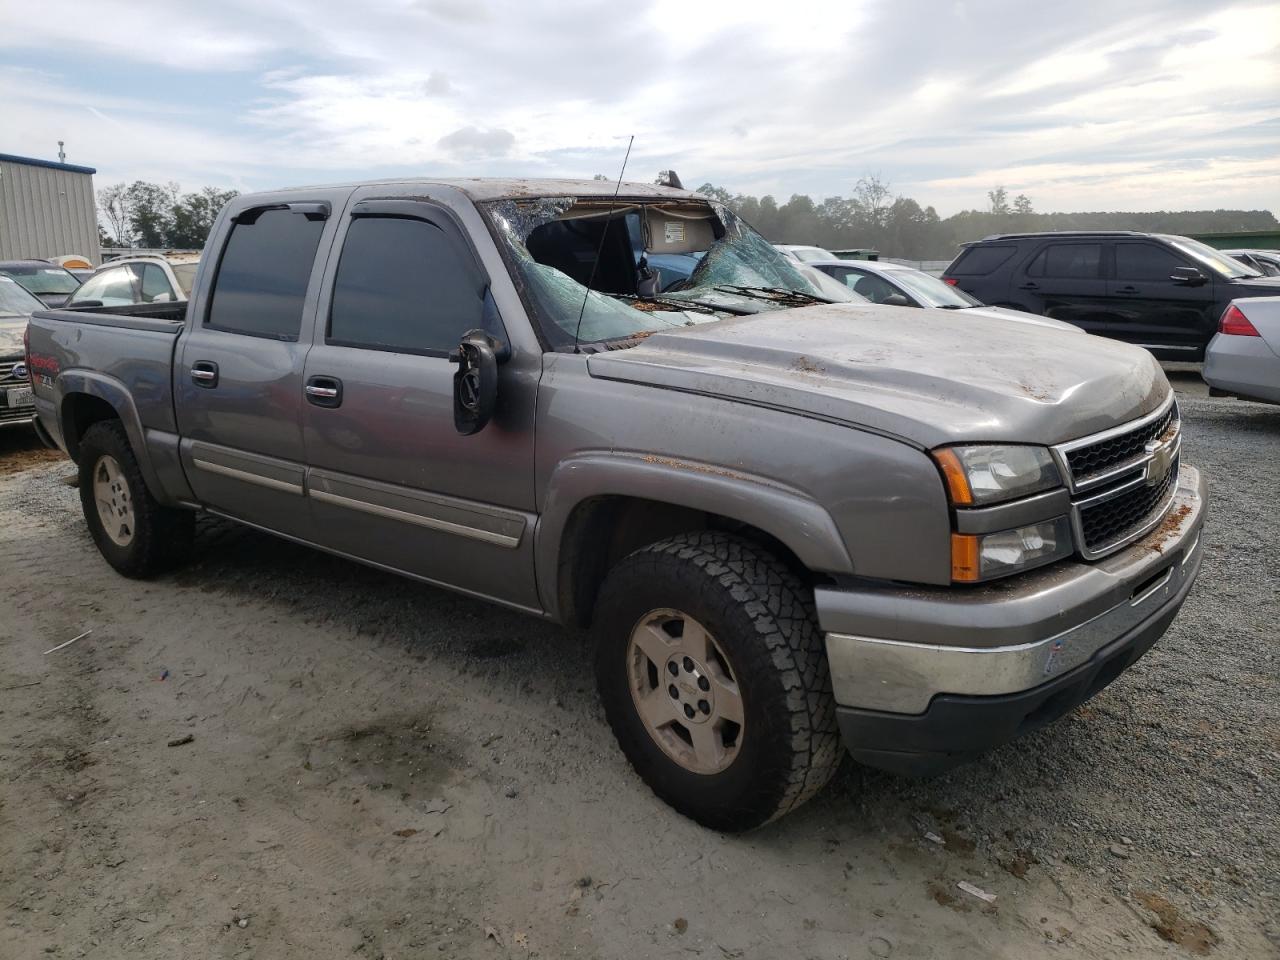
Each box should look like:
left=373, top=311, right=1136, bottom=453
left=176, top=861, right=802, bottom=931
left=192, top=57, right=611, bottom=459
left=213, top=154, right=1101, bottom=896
left=943, top=231, right=1280, bottom=360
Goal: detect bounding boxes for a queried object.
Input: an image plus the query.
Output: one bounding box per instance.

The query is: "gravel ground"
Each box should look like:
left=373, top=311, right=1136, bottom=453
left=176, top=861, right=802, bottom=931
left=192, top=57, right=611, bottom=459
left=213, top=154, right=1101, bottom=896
left=0, top=384, right=1276, bottom=959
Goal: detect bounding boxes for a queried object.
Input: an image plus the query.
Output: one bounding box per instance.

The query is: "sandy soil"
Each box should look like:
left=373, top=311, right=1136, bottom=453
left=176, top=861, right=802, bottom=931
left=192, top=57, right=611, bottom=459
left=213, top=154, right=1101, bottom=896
left=1, top=394, right=1276, bottom=960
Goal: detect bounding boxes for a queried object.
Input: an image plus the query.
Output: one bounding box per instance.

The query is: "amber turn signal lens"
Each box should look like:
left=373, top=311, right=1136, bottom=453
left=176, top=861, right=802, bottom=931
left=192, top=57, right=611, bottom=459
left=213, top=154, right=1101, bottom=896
left=951, top=533, right=981, bottom=582
left=933, top=448, right=974, bottom=505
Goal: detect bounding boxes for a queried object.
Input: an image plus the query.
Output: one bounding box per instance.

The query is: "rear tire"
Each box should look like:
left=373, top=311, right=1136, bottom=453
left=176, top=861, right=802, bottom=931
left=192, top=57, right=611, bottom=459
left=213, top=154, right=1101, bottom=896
left=78, top=421, right=193, bottom=578
left=593, top=532, right=841, bottom=831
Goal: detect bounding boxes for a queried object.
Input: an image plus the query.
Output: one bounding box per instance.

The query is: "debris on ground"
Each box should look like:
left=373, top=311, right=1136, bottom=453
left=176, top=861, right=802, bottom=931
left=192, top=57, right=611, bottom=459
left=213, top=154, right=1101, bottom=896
left=956, top=881, right=996, bottom=904
left=166, top=734, right=194, bottom=747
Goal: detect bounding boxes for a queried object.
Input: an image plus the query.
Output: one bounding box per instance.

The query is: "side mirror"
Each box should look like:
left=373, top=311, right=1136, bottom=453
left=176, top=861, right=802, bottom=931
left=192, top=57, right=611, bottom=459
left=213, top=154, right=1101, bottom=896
left=881, top=293, right=911, bottom=307
left=1170, top=266, right=1206, bottom=286
left=449, top=329, right=510, bottom=436
left=69, top=299, right=104, bottom=309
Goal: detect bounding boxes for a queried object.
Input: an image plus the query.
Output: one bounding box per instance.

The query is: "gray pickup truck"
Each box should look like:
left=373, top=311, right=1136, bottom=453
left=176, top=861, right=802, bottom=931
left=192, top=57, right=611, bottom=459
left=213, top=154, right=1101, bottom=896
left=27, top=178, right=1207, bottom=831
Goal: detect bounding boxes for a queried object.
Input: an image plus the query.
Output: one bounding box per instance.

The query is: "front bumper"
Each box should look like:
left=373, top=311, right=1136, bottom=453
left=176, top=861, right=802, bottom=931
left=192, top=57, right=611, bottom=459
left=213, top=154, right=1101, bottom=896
left=816, top=465, right=1207, bottom=775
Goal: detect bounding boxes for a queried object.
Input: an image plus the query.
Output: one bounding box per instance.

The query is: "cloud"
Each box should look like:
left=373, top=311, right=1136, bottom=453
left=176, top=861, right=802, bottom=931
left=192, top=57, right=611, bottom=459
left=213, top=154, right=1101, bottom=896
left=0, top=0, right=1275, bottom=215
left=437, top=126, right=516, bottom=159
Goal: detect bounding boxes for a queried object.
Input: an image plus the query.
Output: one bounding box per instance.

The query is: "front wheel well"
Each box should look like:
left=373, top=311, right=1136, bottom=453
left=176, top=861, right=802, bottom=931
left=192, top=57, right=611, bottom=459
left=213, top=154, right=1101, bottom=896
left=556, top=495, right=816, bottom=630
left=61, top=393, right=121, bottom=463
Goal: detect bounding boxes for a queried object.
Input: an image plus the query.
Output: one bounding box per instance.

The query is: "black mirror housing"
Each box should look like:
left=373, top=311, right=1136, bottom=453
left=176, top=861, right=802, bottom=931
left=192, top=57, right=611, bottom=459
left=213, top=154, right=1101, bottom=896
left=450, top=329, right=509, bottom=435
left=881, top=293, right=911, bottom=307
left=1170, top=266, right=1207, bottom=286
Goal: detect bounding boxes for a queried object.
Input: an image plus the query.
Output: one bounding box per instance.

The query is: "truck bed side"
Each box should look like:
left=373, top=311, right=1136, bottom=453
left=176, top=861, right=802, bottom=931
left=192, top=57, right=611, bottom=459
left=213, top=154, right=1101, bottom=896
left=28, top=302, right=189, bottom=503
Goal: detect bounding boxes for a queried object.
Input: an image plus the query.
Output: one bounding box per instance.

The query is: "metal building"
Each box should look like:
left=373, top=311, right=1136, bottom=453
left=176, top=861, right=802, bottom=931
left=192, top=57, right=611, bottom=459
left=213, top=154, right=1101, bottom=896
left=0, top=152, right=100, bottom=265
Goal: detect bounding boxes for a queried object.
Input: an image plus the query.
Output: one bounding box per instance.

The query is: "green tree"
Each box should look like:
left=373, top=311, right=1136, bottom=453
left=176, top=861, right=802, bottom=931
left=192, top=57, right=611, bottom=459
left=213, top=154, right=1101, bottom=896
left=1013, top=194, right=1033, bottom=215
left=988, top=186, right=1010, bottom=216
left=97, top=183, right=133, bottom=247
left=169, top=187, right=239, bottom=248
left=125, top=181, right=179, bottom=248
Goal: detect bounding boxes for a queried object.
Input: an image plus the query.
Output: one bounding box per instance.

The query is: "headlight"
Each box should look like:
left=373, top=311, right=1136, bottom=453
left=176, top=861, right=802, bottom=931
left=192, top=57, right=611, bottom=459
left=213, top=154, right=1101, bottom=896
left=933, top=444, right=1061, bottom=506
left=951, top=517, right=1073, bottom=582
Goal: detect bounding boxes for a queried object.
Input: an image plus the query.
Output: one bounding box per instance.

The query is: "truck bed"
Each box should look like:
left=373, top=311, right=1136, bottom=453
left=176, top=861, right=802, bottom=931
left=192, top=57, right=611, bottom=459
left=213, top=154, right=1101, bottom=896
left=27, top=301, right=189, bottom=445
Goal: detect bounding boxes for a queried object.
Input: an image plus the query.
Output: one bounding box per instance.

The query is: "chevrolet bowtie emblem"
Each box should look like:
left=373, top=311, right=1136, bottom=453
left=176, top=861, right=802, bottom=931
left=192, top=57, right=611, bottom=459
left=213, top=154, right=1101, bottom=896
left=1145, top=439, right=1173, bottom=487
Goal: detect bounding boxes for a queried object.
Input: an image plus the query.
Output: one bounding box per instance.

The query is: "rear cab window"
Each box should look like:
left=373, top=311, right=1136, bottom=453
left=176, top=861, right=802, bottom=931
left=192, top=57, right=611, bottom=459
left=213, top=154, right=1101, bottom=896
left=947, top=244, right=1016, bottom=276
left=206, top=208, right=325, bottom=340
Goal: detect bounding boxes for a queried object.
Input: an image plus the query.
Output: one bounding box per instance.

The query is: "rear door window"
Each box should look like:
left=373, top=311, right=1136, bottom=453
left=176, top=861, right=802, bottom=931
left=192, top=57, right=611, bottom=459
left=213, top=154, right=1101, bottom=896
left=947, top=244, right=1016, bottom=276
left=131, top=263, right=177, bottom=302
left=328, top=216, right=485, bottom=355
left=1115, top=242, right=1187, bottom=281
left=1026, top=244, right=1102, bottom=279
left=206, top=209, right=325, bottom=340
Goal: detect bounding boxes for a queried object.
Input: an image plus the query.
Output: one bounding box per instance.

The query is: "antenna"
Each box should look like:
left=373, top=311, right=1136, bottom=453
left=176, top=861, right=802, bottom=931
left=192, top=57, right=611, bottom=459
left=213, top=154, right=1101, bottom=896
left=57, top=141, right=66, bottom=163
left=572, top=135, right=634, bottom=354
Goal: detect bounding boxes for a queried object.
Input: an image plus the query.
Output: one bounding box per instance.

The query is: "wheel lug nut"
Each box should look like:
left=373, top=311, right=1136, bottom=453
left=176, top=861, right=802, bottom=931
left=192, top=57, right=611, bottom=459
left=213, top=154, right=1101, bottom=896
left=698, top=700, right=710, bottom=715
left=682, top=657, right=694, bottom=672
left=683, top=704, right=695, bottom=719
left=697, top=676, right=710, bottom=691
left=668, top=684, right=679, bottom=699
left=667, top=662, right=679, bottom=676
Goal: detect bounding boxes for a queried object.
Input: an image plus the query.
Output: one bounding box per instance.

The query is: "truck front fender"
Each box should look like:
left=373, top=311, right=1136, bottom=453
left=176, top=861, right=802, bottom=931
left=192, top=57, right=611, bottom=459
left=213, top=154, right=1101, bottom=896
left=534, top=451, right=854, bottom=621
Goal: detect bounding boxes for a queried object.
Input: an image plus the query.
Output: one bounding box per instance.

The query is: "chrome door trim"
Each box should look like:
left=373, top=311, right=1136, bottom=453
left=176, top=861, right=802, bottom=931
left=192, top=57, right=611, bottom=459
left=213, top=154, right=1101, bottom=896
left=309, top=488, right=520, bottom=548
left=308, top=469, right=526, bottom=549
left=191, top=458, right=305, bottom=495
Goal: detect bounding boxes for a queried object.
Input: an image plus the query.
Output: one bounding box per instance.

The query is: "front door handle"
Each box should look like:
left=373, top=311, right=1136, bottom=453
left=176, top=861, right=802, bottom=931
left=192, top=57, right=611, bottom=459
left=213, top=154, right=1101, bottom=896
left=1018, top=281, right=1039, bottom=290
left=191, top=361, right=219, bottom=388
left=1117, top=285, right=1139, bottom=294
left=305, top=375, right=342, bottom=408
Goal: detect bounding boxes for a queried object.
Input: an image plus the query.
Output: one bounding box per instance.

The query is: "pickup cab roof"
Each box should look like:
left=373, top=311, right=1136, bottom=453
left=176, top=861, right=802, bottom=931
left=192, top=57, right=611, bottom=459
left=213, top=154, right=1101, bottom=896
left=263, top=177, right=702, bottom=203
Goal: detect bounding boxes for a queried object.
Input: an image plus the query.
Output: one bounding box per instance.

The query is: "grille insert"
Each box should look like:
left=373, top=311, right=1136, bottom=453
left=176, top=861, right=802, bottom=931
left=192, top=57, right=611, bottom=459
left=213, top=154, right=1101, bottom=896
left=1079, top=459, right=1177, bottom=553
left=1066, top=404, right=1177, bottom=485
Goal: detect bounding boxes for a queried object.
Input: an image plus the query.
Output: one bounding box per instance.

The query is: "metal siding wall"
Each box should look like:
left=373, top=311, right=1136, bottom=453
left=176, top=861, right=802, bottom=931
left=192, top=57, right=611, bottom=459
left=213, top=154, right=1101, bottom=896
left=0, top=160, right=101, bottom=264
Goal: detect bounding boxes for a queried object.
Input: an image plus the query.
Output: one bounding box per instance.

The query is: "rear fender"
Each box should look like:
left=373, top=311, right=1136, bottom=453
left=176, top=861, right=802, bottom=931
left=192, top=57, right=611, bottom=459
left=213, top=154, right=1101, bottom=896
left=56, top=371, right=171, bottom=502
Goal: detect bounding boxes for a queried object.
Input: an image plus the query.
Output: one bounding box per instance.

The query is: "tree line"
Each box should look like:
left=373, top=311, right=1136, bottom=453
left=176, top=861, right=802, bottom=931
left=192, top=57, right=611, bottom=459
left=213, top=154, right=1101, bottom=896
left=97, top=182, right=240, bottom=249
left=694, top=176, right=1279, bottom=260
left=96, top=176, right=1278, bottom=259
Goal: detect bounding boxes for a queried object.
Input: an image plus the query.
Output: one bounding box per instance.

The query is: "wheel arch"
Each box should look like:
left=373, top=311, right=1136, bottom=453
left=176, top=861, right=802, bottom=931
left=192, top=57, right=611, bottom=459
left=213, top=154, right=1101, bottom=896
left=537, top=453, right=853, bottom=628
left=57, top=372, right=165, bottom=499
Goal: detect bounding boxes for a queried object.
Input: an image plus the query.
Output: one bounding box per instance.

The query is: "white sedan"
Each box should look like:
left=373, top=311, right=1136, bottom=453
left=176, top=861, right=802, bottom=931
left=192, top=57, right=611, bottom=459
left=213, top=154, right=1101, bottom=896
left=808, top=258, right=1078, bottom=332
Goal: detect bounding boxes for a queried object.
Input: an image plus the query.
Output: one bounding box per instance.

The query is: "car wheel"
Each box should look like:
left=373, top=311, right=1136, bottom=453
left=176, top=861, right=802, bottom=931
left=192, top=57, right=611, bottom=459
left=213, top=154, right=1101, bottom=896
left=78, top=421, right=194, bottom=578
left=593, top=532, right=841, bottom=831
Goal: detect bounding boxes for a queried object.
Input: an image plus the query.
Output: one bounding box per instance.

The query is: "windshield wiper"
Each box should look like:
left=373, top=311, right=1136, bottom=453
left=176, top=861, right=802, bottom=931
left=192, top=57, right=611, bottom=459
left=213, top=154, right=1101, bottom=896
left=712, top=285, right=836, bottom=306
left=612, top=293, right=721, bottom=315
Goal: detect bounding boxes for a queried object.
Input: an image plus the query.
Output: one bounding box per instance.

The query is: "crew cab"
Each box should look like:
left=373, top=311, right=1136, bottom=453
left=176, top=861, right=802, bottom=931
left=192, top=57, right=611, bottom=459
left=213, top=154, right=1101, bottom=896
left=27, top=178, right=1207, bottom=831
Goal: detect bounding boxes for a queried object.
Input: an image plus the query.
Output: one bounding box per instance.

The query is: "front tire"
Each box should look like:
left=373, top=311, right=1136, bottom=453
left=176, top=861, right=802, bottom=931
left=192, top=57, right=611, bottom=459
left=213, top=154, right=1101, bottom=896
left=78, top=421, right=193, bottom=578
left=593, top=532, right=840, bottom=831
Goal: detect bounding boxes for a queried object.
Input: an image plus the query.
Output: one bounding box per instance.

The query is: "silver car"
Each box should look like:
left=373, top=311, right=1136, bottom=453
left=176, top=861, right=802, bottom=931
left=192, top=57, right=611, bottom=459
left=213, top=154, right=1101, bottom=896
left=1203, top=297, right=1280, bottom=403
left=0, top=276, right=40, bottom=427
left=809, top=257, right=1078, bottom=332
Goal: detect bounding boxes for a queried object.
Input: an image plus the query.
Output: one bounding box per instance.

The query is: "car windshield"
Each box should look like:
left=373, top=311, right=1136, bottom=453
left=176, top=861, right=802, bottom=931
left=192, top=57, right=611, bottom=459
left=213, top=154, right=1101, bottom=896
left=786, top=246, right=835, bottom=262
left=1162, top=236, right=1262, bottom=280
left=0, top=276, right=45, bottom=317
left=886, top=268, right=982, bottom=307
left=485, top=197, right=856, bottom=349
left=0, top=265, right=80, bottom=295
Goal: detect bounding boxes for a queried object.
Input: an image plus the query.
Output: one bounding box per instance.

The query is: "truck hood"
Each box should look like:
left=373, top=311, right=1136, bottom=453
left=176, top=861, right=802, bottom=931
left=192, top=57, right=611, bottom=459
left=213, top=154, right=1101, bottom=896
left=587, top=303, right=1169, bottom=449
left=0, top=320, right=24, bottom=359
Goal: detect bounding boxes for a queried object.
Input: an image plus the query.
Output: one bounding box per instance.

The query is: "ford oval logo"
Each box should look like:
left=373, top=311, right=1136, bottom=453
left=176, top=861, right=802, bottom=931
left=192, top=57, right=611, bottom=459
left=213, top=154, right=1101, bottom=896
left=10, top=363, right=26, bottom=380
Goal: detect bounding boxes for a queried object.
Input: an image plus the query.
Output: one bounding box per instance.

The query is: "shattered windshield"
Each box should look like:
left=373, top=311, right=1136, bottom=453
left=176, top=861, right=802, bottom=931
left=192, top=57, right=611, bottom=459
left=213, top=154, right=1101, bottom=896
left=483, top=196, right=857, bottom=350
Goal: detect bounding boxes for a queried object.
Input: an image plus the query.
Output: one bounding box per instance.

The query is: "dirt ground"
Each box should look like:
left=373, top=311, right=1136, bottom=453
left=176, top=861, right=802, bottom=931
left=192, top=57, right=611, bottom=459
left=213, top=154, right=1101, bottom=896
left=1, top=386, right=1276, bottom=959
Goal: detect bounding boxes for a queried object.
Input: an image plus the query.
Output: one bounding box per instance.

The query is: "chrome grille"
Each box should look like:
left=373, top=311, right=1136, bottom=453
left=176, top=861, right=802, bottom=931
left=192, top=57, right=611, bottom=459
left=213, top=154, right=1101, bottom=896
left=1054, top=395, right=1181, bottom=560
left=0, top=361, right=18, bottom=380
left=0, top=359, right=35, bottom=424
left=1065, top=403, right=1177, bottom=487
left=1078, top=456, right=1177, bottom=554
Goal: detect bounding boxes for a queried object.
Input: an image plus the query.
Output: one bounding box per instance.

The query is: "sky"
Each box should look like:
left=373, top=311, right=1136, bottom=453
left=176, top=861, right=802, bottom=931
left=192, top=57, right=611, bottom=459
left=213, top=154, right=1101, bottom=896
left=1, top=0, right=1277, bottom=216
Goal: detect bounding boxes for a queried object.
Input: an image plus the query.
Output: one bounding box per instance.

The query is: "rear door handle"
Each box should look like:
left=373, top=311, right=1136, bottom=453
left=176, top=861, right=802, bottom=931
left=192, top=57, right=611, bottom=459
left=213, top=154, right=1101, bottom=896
left=305, top=375, right=342, bottom=408
left=191, top=361, right=219, bottom=388
left=1018, top=282, right=1039, bottom=290
left=1117, top=285, right=1139, bottom=294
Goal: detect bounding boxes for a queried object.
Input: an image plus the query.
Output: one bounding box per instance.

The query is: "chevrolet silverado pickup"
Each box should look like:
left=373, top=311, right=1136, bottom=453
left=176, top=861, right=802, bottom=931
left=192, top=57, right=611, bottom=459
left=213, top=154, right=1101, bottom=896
left=27, top=178, right=1207, bottom=831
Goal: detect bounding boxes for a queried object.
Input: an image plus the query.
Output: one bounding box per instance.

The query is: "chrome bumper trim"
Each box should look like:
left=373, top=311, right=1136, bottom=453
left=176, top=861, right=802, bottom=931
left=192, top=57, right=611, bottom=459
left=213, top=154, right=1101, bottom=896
left=824, top=467, right=1205, bottom=714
